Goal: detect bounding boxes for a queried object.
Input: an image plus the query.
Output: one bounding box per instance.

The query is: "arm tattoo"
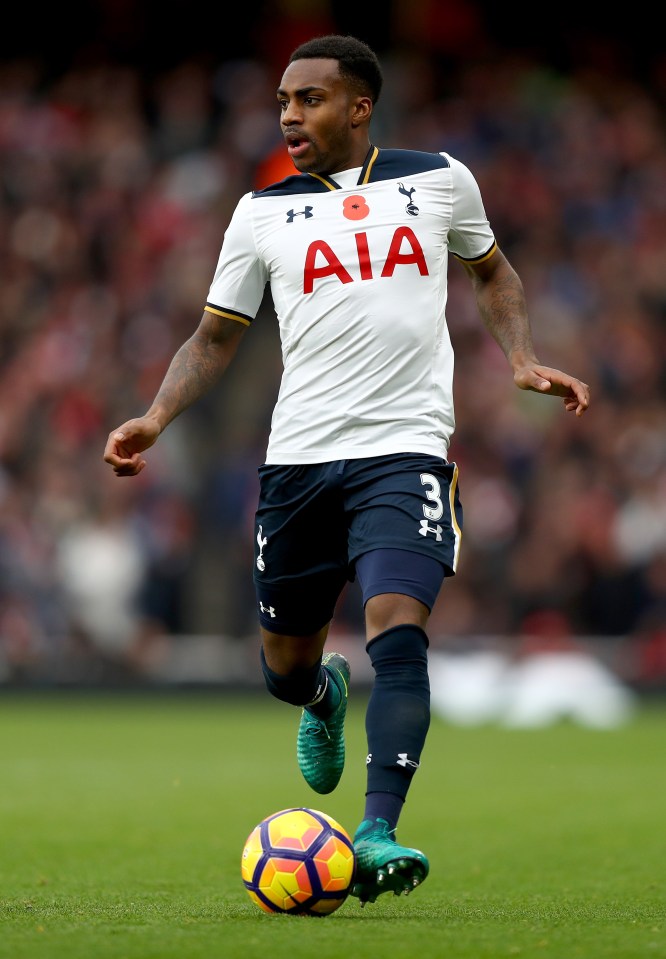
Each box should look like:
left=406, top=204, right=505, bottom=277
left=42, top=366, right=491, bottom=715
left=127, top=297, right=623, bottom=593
left=152, top=316, right=242, bottom=424
left=475, top=260, right=534, bottom=360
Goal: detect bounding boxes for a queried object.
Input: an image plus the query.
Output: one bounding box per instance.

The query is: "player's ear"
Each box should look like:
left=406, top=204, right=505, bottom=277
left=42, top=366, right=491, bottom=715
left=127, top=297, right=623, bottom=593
left=351, top=96, right=372, bottom=128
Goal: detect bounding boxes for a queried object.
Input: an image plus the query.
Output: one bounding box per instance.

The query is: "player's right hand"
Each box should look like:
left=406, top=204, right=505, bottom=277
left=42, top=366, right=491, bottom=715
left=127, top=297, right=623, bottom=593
left=103, top=417, right=161, bottom=476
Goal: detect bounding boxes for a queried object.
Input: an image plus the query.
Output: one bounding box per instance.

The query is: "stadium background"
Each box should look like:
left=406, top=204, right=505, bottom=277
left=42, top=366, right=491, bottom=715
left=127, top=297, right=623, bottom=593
left=0, top=0, right=664, bottom=701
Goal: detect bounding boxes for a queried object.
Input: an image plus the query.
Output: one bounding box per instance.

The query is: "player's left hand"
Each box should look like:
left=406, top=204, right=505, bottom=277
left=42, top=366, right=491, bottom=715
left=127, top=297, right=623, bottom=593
left=514, top=364, right=590, bottom=416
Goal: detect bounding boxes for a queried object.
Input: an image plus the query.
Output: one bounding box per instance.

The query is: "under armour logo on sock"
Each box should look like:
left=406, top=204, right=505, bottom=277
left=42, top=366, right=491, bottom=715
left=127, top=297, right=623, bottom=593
left=397, top=752, right=420, bottom=769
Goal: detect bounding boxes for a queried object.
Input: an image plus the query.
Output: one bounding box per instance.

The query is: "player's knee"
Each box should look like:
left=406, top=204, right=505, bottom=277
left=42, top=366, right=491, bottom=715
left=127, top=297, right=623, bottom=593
left=368, top=622, right=429, bottom=663
left=367, top=623, right=430, bottom=699
left=260, top=645, right=322, bottom=706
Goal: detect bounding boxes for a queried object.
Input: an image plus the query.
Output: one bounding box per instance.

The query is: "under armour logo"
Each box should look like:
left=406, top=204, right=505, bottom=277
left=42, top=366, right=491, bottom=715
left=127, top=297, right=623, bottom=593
left=397, top=752, right=420, bottom=769
left=286, top=206, right=313, bottom=222
left=256, top=525, right=268, bottom=571
left=259, top=602, right=276, bottom=618
left=419, top=519, right=443, bottom=541
left=398, top=182, right=419, bottom=217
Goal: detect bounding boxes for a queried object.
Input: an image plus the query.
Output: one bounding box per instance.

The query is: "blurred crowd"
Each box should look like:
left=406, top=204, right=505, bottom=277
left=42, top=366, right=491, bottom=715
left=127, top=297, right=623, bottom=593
left=0, top=7, right=665, bottom=688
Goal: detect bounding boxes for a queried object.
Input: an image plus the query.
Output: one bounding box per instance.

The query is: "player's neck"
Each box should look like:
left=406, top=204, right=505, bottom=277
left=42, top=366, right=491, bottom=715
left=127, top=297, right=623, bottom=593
left=327, top=141, right=373, bottom=175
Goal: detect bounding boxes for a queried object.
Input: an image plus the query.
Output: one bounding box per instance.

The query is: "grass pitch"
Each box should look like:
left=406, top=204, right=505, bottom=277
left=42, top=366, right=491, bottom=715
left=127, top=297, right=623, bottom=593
left=0, top=690, right=664, bottom=959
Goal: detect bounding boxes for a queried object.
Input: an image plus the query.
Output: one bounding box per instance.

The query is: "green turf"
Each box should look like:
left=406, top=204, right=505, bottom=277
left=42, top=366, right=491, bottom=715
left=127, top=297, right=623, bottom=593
left=0, top=691, right=664, bottom=959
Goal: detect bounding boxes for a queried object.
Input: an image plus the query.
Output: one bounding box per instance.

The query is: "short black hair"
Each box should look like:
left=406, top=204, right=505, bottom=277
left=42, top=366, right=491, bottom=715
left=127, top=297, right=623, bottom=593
left=288, top=34, right=383, bottom=104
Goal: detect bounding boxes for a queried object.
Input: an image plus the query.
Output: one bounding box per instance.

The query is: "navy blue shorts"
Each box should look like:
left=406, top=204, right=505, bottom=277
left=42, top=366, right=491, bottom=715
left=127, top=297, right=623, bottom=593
left=253, top=453, right=463, bottom=635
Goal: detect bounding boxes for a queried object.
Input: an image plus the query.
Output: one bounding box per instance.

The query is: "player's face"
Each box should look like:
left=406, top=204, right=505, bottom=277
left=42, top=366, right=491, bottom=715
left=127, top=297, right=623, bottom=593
left=277, top=58, right=366, bottom=175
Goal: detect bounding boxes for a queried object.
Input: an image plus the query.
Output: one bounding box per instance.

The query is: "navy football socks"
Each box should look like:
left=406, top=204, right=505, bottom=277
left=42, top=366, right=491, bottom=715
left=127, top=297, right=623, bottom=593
left=260, top=646, right=340, bottom=715
left=363, top=624, right=430, bottom=823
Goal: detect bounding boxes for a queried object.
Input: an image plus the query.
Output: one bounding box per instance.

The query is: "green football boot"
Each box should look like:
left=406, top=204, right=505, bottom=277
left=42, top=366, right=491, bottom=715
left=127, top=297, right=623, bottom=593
left=296, top=652, right=350, bottom=794
left=351, top=818, right=430, bottom=906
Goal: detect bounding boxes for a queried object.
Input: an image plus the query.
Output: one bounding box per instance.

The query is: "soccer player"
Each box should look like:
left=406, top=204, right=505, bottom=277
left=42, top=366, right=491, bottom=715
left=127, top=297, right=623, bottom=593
left=104, top=35, right=590, bottom=905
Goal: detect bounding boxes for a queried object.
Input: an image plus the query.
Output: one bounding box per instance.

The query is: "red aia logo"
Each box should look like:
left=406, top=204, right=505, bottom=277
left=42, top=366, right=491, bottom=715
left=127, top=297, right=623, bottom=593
left=303, top=228, right=428, bottom=293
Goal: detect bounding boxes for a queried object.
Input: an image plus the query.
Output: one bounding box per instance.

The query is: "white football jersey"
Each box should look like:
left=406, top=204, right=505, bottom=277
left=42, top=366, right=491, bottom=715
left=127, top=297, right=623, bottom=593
left=205, top=147, right=496, bottom=464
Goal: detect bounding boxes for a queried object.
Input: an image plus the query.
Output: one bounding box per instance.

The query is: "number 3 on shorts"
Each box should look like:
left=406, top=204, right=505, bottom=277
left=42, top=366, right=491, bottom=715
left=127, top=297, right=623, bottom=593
left=420, top=472, right=443, bottom=521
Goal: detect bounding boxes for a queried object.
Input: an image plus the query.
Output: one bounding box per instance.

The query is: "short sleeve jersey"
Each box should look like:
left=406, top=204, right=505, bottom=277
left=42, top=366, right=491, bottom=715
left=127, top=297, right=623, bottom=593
left=205, top=147, right=496, bottom=464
